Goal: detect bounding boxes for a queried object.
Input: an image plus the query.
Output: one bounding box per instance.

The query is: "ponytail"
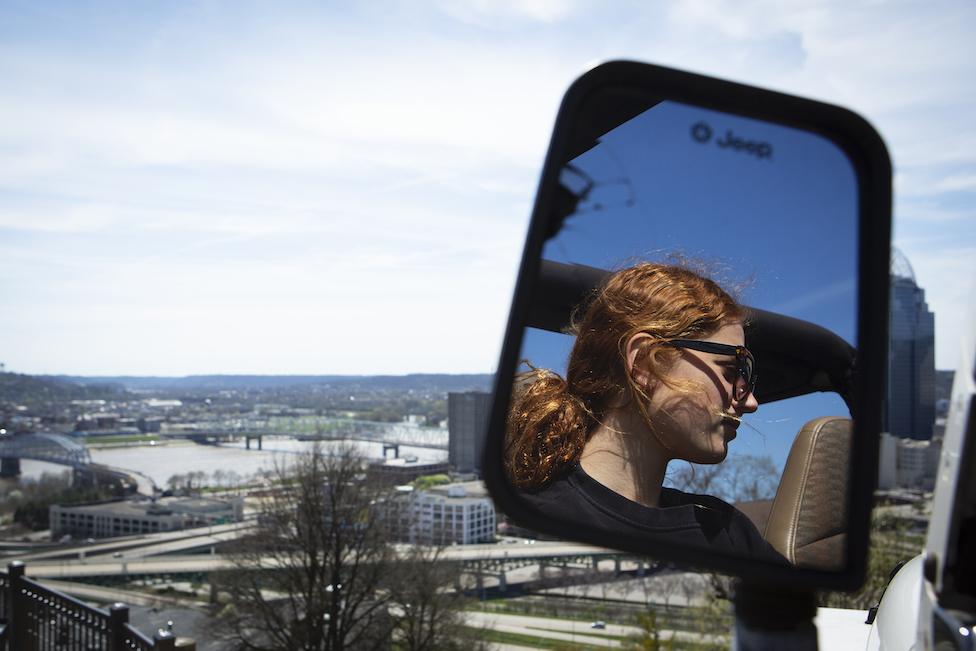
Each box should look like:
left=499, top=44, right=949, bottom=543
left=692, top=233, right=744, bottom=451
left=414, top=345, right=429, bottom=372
left=505, top=367, right=594, bottom=487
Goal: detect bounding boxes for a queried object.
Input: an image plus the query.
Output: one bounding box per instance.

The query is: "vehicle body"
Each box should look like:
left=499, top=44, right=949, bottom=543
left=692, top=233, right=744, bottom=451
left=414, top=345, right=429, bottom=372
left=867, top=291, right=976, bottom=649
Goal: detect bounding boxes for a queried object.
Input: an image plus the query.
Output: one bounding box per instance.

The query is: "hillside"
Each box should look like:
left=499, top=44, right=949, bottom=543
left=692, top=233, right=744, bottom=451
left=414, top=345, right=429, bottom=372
left=52, top=373, right=494, bottom=393
left=0, top=372, right=128, bottom=407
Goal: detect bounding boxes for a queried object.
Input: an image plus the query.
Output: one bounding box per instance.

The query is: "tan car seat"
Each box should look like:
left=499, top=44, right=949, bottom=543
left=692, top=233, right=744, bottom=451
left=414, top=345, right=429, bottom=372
left=764, top=416, right=853, bottom=569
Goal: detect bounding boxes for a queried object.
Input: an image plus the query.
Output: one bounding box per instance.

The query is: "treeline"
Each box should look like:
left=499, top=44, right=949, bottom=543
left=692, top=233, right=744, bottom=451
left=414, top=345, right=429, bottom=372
left=1, top=472, right=126, bottom=531
left=0, top=372, right=128, bottom=410
left=166, top=469, right=251, bottom=494
left=344, top=396, right=448, bottom=424
left=53, top=373, right=494, bottom=393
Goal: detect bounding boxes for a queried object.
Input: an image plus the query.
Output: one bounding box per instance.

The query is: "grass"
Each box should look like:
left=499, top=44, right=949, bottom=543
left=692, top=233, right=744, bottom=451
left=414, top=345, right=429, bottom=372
left=464, top=625, right=722, bottom=651
left=473, top=597, right=730, bottom=636
left=468, top=606, right=617, bottom=630
left=525, top=627, right=627, bottom=642
left=462, top=626, right=607, bottom=650
left=82, top=434, right=161, bottom=445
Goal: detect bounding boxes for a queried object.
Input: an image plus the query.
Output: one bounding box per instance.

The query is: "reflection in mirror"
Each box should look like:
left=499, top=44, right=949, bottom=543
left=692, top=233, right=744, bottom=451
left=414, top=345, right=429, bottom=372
left=504, top=99, right=859, bottom=570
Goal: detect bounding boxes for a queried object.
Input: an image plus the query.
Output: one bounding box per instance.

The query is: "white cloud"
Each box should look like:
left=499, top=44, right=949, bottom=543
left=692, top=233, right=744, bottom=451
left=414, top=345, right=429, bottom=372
left=431, top=0, right=581, bottom=26
left=1, top=1, right=973, bottom=375
left=935, top=173, right=976, bottom=194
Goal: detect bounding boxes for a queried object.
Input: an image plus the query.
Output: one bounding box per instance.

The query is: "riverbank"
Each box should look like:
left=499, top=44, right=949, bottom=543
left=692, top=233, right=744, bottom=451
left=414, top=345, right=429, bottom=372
left=84, top=438, right=194, bottom=450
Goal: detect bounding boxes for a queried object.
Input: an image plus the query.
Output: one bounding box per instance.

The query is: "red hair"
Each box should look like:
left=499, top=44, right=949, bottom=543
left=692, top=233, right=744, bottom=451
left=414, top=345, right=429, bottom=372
left=505, top=263, right=743, bottom=487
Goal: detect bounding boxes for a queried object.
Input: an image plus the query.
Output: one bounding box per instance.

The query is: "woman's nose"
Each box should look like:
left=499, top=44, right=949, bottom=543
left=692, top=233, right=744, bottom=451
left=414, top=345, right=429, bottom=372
left=738, top=392, right=759, bottom=414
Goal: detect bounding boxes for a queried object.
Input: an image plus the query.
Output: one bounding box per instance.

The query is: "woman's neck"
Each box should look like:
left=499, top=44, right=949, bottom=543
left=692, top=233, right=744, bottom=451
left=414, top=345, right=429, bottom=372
left=579, top=406, right=671, bottom=508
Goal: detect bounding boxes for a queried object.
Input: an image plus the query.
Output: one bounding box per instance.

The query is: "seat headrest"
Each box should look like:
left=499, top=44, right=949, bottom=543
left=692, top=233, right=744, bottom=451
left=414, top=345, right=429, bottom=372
left=764, top=416, right=852, bottom=569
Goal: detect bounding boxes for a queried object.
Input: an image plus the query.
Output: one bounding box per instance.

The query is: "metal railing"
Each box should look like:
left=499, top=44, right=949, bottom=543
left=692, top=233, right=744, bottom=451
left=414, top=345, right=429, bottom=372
left=0, top=561, right=175, bottom=650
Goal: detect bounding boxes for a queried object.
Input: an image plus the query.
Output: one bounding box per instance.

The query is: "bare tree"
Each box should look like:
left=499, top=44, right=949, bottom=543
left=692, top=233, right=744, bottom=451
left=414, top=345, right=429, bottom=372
left=385, top=544, right=483, bottom=651
left=225, top=469, right=243, bottom=493
left=667, top=454, right=779, bottom=503
left=166, top=473, right=184, bottom=494
left=215, top=444, right=395, bottom=650
left=721, top=455, right=779, bottom=503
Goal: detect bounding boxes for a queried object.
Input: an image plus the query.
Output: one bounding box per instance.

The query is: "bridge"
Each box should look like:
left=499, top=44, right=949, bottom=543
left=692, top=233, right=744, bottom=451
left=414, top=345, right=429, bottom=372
left=166, top=420, right=449, bottom=450
left=17, top=546, right=628, bottom=581
left=0, top=432, right=92, bottom=477
left=9, top=524, right=625, bottom=583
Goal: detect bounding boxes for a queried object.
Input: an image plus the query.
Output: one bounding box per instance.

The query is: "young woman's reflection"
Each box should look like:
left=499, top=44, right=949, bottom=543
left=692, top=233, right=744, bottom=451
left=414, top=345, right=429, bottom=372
left=506, top=263, right=787, bottom=563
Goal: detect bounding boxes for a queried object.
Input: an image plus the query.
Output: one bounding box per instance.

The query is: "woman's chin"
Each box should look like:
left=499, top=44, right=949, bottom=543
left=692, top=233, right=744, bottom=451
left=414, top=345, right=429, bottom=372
left=690, top=445, right=729, bottom=464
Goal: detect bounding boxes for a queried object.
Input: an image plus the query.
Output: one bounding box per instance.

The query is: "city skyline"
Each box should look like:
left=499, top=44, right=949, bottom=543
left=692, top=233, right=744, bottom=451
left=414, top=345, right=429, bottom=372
left=887, top=250, right=936, bottom=440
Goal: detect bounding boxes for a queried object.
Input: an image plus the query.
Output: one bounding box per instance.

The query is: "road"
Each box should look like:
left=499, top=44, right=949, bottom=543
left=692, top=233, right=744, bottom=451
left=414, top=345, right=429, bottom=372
left=38, top=578, right=193, bottom=608
left=464, top=610, right=724, bottom=648
left=10, top=521, right=254, bottom=562
left=13, top=531, right=618, bottom=580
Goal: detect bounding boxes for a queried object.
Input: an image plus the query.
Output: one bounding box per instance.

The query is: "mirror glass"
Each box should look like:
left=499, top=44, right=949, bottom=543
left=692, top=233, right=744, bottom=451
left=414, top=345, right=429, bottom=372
left=504, top=95, right=859, bottom=570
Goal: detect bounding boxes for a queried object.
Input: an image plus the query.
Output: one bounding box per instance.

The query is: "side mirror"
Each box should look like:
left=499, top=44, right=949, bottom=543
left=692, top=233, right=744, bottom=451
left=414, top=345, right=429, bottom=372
left=484, top=61, right=891, bottom=591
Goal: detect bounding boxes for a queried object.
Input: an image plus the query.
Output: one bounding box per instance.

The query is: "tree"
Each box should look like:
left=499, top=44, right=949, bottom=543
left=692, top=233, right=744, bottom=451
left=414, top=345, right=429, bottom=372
left=8, top=471, right=123, bottom=531
left=819, top=511, right=924, bottom=609
left=166, top=474, right=184, bottom=494
left=215, top=443, right=395, bottom=650
left=668, top=454, right=779, bottom=503
left=225, top=469, right=243, bottom=493
left=622, top=611, right=670, bottom=650
left=187, top=470, right=208, bottom=492
left=385, top=545, right=484, bottom=651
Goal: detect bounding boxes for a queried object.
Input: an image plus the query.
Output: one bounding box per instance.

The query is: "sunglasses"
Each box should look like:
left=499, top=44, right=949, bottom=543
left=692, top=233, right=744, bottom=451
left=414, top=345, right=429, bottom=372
left=666, top=339, right=757, bottom=401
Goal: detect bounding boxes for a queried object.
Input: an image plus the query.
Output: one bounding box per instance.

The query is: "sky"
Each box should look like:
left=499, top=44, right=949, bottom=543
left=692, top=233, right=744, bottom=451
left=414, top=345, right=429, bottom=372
left=1, top=0, right=974, bottom=377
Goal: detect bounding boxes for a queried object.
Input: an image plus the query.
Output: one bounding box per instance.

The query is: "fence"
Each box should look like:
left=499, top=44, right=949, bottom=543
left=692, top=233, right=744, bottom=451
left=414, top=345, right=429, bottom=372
left=0, top=561, right=176, bottom=650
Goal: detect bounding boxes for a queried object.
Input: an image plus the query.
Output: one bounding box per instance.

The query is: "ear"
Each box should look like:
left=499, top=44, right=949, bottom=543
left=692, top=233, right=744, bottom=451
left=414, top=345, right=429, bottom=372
left=625, top=333, right=656, bottom=389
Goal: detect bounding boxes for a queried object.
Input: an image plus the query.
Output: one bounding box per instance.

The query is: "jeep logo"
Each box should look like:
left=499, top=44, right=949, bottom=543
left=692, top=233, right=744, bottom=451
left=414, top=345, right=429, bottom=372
left=690, top=121, right=773, bottom=160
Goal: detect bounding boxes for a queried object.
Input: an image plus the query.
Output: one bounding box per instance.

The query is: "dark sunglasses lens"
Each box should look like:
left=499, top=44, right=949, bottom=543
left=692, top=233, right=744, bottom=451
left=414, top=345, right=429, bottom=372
left=736, top=353, right=755, bottom=400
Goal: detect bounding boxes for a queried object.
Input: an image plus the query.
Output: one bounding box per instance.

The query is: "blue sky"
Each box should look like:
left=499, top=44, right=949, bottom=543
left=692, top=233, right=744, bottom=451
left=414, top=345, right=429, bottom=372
left=518, top=99, right=861, bottom=469
left=1, top=1, right=974, bottom=378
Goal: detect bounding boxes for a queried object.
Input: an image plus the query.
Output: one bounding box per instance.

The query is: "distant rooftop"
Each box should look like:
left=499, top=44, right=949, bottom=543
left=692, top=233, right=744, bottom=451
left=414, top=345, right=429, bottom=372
left=428, top=480, right=489, bottom=499
left=373, top=455, right=429, bottom=467
left=891, top=247, right=917, bottom=284
left=55, top=496, right=237, bottom=516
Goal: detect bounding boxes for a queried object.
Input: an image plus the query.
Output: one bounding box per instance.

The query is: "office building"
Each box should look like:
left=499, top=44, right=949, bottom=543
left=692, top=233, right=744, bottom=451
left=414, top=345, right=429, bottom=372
left=877, top=432, right=942, bottom=491
left=887, top=250, right=936, bottom=440
left=448, top=391, right=492, bottom=474
left=877, top=433, right=898, bottom=490
left=50, top=496, right=244, bottom=540
left=366, top=456, right=450, bottom=485
left=384, top=481, right=496, bottom=545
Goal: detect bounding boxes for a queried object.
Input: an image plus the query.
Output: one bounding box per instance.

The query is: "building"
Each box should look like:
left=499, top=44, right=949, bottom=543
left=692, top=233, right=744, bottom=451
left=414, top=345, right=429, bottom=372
left=50, top=496, right=244, bottom=540
left=877, top=432, right=942, bottom=491
left=384, top=480, right=496, bottom=545
left=877, top=433, right=898, bottom=490
left=935, top=370, right=955, bottom=418
left=887, top=250, right=936, bottom=440
left=366, top=456, right=450, bottom=485
left=448, top=391, right=492, bottom=474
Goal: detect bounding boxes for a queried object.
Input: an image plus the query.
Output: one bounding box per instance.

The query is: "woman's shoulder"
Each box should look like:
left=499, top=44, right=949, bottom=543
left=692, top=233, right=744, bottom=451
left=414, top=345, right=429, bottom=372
left=660, top=488, right=762, bottom=535
left=514, top=465, right=599, bottom=521
left=660, top=487, right=737, bottom=513
left=663, top=487, right=789, bottom=564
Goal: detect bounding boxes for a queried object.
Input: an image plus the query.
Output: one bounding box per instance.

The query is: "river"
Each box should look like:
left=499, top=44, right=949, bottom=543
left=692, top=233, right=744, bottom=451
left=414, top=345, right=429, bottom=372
left=17, top=437, right=448, bottom=489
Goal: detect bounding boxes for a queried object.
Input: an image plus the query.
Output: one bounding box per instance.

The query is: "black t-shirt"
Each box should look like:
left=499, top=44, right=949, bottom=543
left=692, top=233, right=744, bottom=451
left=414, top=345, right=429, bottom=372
left=517, top=463, right=788, bottom=565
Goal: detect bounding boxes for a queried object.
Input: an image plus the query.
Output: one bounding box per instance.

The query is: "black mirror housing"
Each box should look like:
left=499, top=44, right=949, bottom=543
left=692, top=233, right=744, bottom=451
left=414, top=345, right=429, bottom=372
left=483, top=61, right=891, bottom=591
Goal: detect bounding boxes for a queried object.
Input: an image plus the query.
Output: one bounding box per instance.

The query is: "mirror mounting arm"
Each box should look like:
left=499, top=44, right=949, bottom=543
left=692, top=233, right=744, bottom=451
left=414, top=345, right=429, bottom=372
left=732, top=581, right=818, bottom=650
